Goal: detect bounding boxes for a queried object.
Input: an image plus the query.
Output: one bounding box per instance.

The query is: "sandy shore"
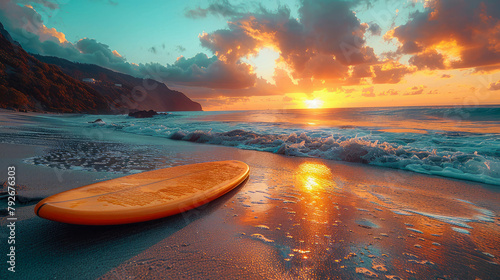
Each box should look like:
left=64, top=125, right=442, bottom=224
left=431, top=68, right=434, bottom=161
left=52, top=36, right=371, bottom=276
left=1, top=111, right=499, bottom=279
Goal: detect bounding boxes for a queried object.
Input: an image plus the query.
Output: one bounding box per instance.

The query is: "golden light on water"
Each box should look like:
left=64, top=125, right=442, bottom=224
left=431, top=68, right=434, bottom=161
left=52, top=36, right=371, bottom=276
left=296, top=162, right=334, bottom=191
left=304, top=99, right=323, bottom=109
left=304, top=176, right=320, bottom=191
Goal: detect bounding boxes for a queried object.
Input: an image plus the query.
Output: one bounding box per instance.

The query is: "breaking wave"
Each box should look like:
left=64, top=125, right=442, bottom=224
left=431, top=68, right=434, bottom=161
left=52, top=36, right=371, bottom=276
left=52, top=106, right=500, bottom=186
left=108, top=124, right=500, bottom=185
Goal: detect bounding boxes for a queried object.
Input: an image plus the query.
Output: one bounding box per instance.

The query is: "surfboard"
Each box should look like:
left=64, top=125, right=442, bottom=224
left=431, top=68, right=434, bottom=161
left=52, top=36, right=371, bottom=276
left=34, top=160, right=249, bottom=225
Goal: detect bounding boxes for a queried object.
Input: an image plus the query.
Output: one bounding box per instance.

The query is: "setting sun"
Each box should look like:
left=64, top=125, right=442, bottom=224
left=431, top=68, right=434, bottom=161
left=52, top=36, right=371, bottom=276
left=305, top=99, right=324, bottom=109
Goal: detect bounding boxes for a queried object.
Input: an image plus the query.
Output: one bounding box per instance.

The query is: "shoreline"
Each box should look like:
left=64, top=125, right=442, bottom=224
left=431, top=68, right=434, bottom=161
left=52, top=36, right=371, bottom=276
left=0, top=110, right=499, bottom=279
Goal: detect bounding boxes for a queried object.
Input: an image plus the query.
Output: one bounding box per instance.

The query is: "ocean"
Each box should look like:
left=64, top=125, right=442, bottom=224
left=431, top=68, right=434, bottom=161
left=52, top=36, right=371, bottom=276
left=2, top=106, right=500, bottom=279
left=24, top=105, right=500, bottom=186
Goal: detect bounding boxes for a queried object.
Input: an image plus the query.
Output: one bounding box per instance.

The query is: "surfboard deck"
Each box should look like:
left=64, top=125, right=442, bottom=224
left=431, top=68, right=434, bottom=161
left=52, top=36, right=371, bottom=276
left=34, top=160, right=250, bottom=225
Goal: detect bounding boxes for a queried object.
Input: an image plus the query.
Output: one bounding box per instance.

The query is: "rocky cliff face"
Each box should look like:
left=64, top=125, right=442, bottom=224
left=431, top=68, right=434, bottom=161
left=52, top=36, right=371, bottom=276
left=0, top=22, right=202, bottom=113
left=35, top=55, right=203, bottom=112
left=0, top=22, right=110, bottom=113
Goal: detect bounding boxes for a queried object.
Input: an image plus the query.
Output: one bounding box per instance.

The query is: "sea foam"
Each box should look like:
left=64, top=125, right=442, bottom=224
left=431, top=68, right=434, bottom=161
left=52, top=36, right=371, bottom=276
left=45, top=108, right=500, bottom=185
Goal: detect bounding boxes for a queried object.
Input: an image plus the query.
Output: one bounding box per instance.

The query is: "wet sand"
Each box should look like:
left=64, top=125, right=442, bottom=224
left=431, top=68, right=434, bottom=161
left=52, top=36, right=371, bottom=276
left=0, top=111, right=499, bottom=279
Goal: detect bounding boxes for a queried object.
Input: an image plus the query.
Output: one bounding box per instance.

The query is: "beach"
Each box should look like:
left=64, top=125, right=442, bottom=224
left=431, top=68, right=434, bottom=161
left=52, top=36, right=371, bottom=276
left=0, top=110, right=499, bottom=279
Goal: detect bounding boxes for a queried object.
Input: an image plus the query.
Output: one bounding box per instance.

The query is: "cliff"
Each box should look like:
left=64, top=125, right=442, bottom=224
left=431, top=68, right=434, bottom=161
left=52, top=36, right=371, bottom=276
left=35, top=55, right=203, bottom=112
left=0, top=22, right=202, bottom=113
left=0, top=22, right=110, bottom=113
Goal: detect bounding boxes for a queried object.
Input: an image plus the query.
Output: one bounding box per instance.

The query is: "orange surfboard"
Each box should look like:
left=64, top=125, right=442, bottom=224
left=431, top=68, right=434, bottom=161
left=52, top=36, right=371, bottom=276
left=34, top=160, right=249, bottom=225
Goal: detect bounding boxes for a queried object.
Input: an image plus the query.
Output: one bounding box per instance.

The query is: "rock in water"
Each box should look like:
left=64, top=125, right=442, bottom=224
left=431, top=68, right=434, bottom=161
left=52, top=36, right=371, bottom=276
left=128, top=110, right=158, bottom=118
left=89, top=118, right=105, bottom=124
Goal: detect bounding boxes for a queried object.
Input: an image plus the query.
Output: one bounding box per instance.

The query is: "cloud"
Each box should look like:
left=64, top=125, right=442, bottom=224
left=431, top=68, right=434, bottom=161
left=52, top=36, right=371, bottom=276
left=176, top=45, right=186, bottom=52
left=112, top=50, right=122, bottom=57
left=388, top=0, right=500, bottom=71
left=372, top=61, right=415, bottom=84
left=403, top=85, right=427, bottom=95
left=0, top=0, right=258, bottom=91
left=282, top=95, right=294, bottom=102
left=361, top=86, right=375, bottom=97
left=409, top=49, right=445, bottom=70
left=441, top=74, right=452, bottom=78
left=351, top=64, right=373, bottom=78
left=73, top=38, right=134, bottom=74
left=15, top=0, right=58, bottom=10
left=489, top=81, right=500, bottom=90
left=0, top=1, right=138, bottom=75
left=388, top=89, right=399, bottom=95
left=368, top=22, right=382, bottom=36
left=140, top=53, right=257, bottom=89
left=341, top=87, right=355, bottom=94
left=185, top=0, right=244, bottom=19
left=170, top=76, right=281, bottom=99
left=197, top=0, right=378, bottom=87
left=0, top=2, right=66, bottom=45
left=193, top=96, right=250, bottom=109
left=378, top=89, right=399, bottom=96
left=3, top=0, right=457, bottom=103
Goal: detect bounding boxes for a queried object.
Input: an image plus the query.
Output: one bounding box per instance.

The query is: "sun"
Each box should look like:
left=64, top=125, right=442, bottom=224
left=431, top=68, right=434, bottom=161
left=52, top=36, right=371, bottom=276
left=304, top=99, right=324, bottom=109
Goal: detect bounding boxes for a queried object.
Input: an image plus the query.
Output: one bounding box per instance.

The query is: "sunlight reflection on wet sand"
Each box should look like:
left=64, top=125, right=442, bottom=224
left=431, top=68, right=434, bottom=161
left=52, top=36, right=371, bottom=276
left=101, top=157, right=500, bottom=279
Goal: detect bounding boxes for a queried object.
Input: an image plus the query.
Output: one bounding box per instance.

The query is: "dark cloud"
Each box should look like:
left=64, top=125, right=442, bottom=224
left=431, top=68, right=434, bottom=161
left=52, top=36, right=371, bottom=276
left=301, top=54, right=349, bottom=80
left=409, top=50, right=445, bottom=70
left=397, top=40, right=423, bottom=54
left=200, top=27, right=260, bottom=64
left=441, top=74, right=452, bottom=78
left=148, top=46, right=157, bottom=54
left=185, top=0, right=244, bottom=19
left=140, top=53, right=256, bottom=89
left=368, top=22, right=382, bottom=36
left=351, top=64, right=373, bottom=78
left=176, top=45, right=186, bottom=52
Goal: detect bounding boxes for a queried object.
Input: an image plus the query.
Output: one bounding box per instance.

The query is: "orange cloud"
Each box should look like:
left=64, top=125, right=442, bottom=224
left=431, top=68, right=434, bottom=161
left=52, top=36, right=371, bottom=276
left=198, top=0, right=378, bottom=91
left=388, top=0, right=500, bottom=71
left=112, top=50, right=122, bottom=58
left=372, top=61, right=415, bottom=84
left=39, top=25, right=67, bottom=43
left=361, top=86, right=375, bottom=97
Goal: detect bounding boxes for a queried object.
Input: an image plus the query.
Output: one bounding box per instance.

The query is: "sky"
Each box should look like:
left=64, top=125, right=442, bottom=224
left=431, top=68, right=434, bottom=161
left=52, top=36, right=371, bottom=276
left=1, top=0, right=500, bottom=111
